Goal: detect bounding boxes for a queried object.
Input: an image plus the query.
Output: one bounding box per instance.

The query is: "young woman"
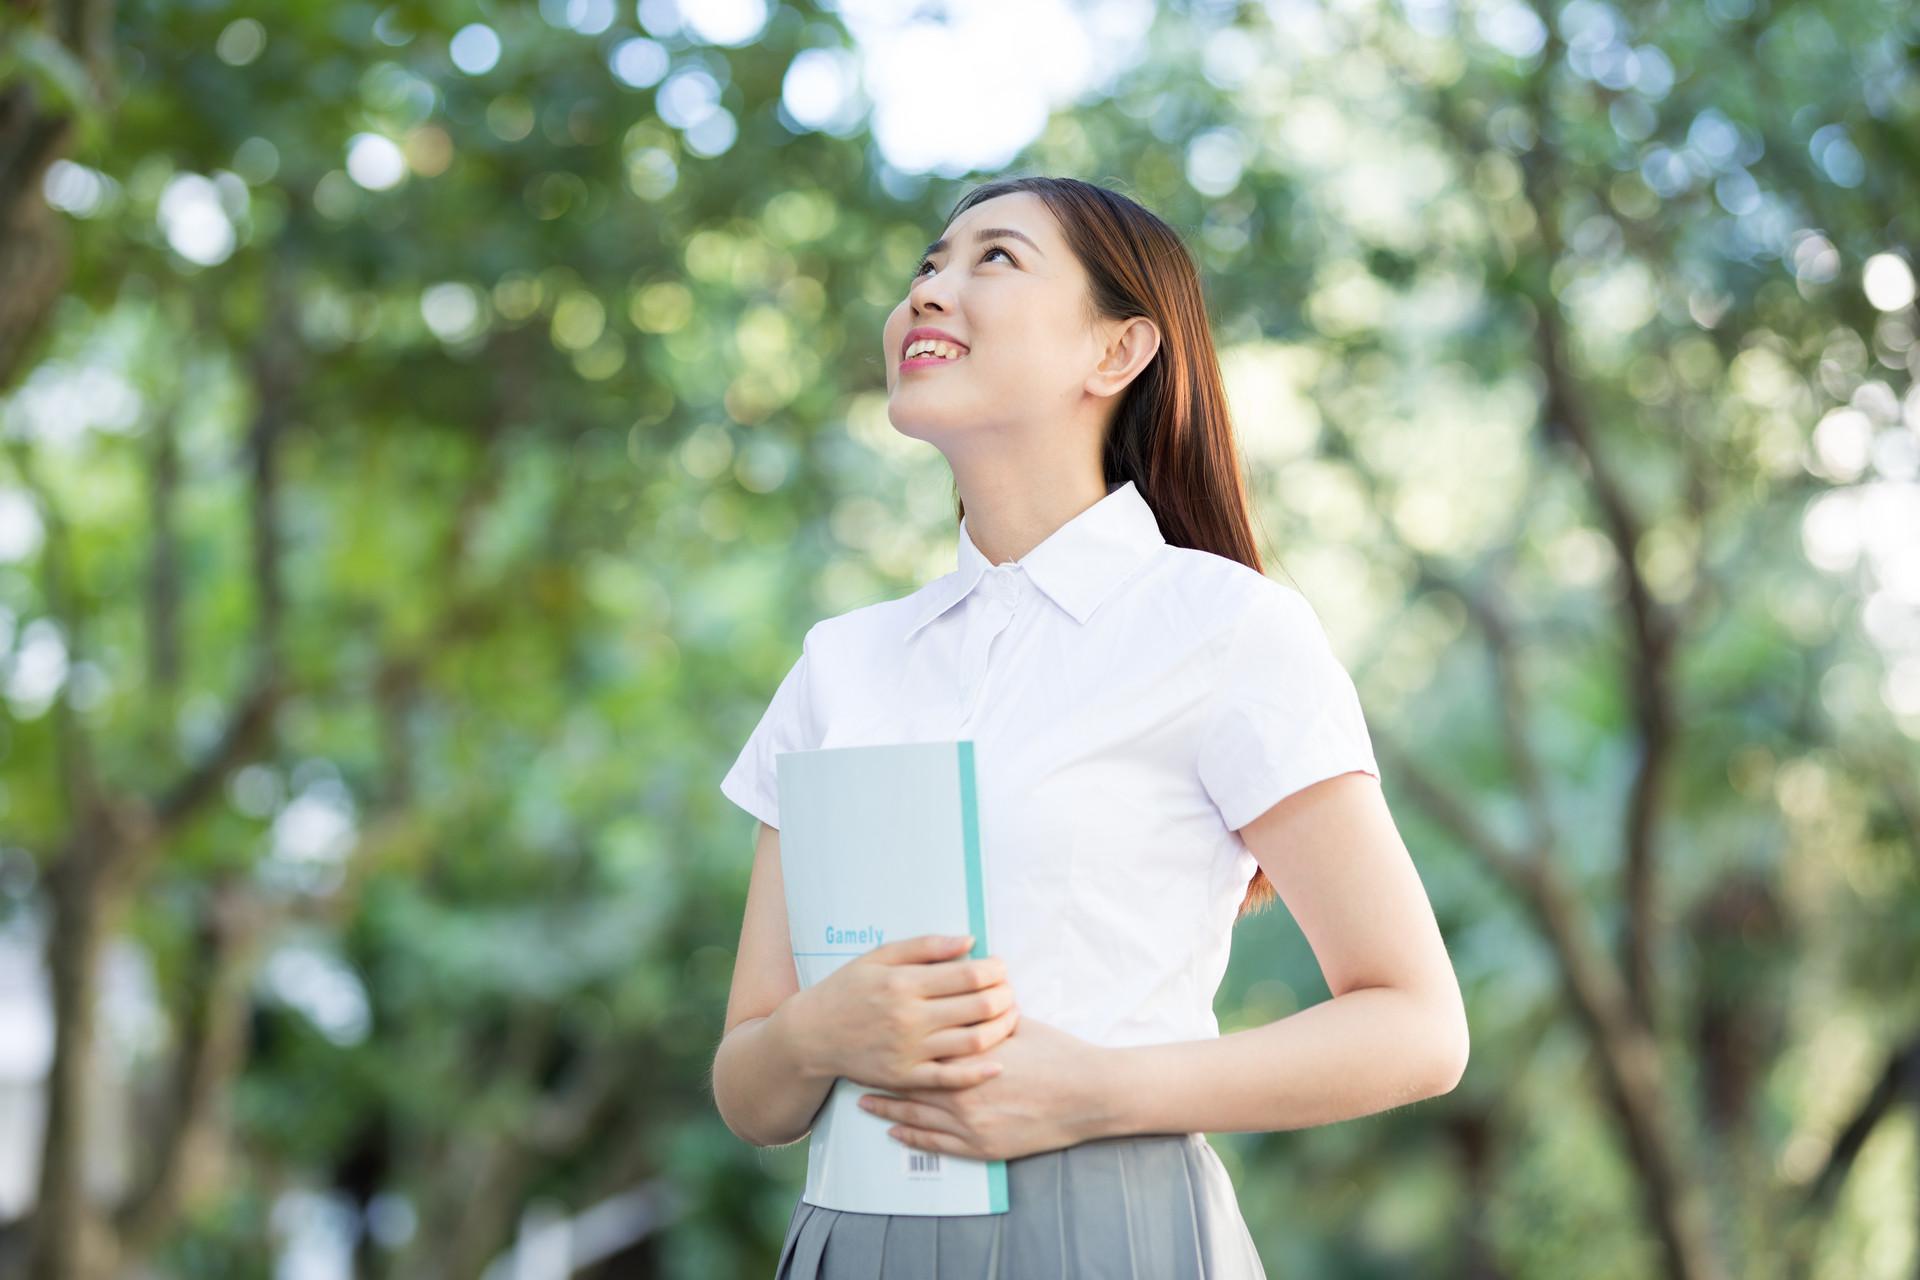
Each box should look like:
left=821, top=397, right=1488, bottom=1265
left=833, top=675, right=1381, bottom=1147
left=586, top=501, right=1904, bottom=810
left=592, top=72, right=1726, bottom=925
left=711, top=176, right=1469, bottom=1278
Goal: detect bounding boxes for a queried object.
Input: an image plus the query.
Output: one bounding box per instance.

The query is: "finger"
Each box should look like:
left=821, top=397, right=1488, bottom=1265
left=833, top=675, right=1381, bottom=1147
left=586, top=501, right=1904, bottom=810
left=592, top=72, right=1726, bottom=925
left=922, top=1002, right=1019, bottom=1062
left=897, top=1054, right=1000, bottom=1092
left=869, top=933, right=975, bottom=966
left=923, top=981, right=1016, bottom=1027
left=911, top=954, right=1008, bottom=999
left=861, top=1093, right=955, bottom=1135
left=889, top=1125, right=976, bottom=1160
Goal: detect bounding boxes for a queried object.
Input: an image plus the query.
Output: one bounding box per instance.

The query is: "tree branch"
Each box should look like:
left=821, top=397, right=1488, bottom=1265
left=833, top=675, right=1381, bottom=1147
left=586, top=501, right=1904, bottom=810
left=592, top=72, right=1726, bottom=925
left=1507, top=15, right=1680, bottom=1040
left=1802, top=1032, right=1920, bottom=1212
left=0, top=437, right=101, bottom=824
left=112, top=876, right=273, bottom=1253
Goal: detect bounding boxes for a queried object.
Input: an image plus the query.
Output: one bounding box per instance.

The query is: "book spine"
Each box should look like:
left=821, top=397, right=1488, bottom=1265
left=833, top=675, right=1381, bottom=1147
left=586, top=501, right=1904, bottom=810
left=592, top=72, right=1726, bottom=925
left=956, top=741, right=1009, bottom=1213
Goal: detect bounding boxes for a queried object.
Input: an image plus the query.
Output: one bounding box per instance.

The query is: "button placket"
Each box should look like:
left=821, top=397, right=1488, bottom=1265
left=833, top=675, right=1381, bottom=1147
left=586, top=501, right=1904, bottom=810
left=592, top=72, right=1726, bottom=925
left=957, top=566, right=1023, bottom=726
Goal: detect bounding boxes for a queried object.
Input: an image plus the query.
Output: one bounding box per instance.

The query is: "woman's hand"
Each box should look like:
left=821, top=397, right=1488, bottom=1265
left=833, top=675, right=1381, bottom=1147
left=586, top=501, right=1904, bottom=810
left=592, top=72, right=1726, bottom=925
left=854, top=1014, right=1113, bottom=1161
left=783, top=934, right=1019, bottom=1093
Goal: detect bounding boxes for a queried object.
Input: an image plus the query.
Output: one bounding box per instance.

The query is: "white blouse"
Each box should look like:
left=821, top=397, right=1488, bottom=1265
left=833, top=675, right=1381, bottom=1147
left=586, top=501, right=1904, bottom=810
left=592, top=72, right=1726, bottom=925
left=720, top=479, right=1381, bottom=1049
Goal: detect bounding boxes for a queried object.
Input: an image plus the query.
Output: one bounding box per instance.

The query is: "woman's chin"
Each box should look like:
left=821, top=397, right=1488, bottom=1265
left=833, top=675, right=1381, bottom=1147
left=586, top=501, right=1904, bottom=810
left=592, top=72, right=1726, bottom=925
left=886, top=408, right=965, bottom=442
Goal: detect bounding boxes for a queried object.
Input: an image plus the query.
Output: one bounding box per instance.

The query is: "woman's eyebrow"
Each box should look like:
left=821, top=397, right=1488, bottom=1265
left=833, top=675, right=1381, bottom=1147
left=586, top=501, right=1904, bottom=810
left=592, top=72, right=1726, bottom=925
left=919, top=227, right=1044, bottom=258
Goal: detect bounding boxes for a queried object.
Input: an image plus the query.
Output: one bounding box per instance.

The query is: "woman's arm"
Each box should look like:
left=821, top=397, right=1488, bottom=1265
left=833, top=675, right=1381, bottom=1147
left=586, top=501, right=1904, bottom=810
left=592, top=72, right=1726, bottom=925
left=711, top=821, right=836, bottom=1147
left=1083, top=772, right=1469, bottom=1138
left=713, top=995, right=836, bottom=1148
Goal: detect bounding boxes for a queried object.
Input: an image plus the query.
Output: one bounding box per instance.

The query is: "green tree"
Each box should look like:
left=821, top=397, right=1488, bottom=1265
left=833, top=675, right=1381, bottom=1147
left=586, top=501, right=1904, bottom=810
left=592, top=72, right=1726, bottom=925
left=1, top=0, right=1916, bottom=1277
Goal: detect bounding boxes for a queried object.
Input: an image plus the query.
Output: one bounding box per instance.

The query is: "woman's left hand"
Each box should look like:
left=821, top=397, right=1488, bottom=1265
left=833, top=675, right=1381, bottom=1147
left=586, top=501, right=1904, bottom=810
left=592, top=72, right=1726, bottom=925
left=854, top=1014, right=1112, bottom=1161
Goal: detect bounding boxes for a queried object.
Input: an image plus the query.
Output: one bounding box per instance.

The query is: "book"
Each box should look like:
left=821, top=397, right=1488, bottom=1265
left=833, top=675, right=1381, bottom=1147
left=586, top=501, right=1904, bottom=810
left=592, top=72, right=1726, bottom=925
left=774, top=740, right=1009, bottom=1216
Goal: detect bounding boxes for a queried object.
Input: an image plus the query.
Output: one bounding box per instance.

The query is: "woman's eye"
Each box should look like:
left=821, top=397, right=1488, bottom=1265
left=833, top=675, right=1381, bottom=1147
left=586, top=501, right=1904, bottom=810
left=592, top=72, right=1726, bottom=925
left=911, top=244, right=1015, bottom=283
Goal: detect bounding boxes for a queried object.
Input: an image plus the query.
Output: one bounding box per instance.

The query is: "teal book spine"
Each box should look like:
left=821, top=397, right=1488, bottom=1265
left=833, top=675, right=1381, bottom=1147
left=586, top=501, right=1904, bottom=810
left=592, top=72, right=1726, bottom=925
left=775, top=740, right=1009, bottom=1216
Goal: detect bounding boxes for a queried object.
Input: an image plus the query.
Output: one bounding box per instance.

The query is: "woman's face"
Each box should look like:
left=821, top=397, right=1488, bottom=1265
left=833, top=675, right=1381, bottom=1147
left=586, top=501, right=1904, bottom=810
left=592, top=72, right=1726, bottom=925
left=883, top=191, right=1103, bottom=452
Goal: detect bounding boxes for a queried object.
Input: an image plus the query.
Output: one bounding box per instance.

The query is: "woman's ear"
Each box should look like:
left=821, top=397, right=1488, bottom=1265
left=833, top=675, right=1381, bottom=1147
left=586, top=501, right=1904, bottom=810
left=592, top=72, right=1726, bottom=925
left=1087, top=316, right=1160, bottom=399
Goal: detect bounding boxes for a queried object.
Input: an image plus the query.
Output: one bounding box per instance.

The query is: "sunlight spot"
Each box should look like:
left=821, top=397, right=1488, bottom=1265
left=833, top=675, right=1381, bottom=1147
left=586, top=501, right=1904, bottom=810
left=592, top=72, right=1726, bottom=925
left=158, top=173, right=236, bottom=265
left=42, top=159, right=115, bottom=218
left=215, top=17, right=266, bottom=65
left=0, top=491, right=43, bottom=564
left=421, top=281, right=487, bottom=342
left=261, top=940, right=371, bottom=1045
left=4, top=619, right=67, bottom=717
left=683, top=0, right=767, bottom=46
left=1862, top=253, right=1916, bottom=312
left=449, top=23, right=501, bottom=75
left=1811, top=408, right=1873, bottom=482
left=1801, top=490, right=1861, bottom=573
left=782, top=47, right=862, bottom=132
left=345, top=133, right=407, bottom=190
left=610, top=37, right=669, bottom=89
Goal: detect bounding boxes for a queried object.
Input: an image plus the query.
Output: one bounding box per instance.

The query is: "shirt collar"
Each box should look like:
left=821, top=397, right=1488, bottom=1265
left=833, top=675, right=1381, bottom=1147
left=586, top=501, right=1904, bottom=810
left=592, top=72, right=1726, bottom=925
left=902, top=479, right=1167, bottom=642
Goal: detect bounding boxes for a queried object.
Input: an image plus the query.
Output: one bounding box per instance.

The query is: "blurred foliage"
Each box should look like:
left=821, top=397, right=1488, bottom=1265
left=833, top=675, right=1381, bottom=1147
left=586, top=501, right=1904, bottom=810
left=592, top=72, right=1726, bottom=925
left=1, top=0, right=1918, bottom=1276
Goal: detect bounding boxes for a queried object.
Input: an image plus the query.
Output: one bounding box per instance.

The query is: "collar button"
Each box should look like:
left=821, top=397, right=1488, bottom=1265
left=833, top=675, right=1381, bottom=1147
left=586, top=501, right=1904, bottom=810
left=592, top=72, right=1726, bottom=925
left=983, top=565, right=1020, bottom=601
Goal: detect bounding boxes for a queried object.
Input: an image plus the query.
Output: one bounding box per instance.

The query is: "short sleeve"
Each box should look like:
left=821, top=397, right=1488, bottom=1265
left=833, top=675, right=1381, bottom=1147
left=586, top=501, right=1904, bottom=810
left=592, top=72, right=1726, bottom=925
left=1196, top=584, right=1381, bottom=831
left=719, top=629, right=819, bottom=830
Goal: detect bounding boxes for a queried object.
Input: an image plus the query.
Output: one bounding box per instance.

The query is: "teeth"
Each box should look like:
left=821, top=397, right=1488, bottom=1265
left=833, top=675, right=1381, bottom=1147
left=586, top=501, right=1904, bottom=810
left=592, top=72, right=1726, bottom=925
left=906, top=338, right=966, bottom=360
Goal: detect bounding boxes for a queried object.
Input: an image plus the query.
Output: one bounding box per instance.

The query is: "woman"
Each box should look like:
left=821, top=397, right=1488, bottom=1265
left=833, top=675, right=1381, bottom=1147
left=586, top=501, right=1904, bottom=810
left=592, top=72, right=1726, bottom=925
left=710, top=176, right=1469, bottom=1277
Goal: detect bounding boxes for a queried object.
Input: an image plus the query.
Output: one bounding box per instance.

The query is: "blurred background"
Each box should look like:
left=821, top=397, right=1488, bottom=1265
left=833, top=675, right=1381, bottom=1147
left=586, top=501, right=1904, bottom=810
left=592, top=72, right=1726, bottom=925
left=1, top=0, right=1917, bottom=1275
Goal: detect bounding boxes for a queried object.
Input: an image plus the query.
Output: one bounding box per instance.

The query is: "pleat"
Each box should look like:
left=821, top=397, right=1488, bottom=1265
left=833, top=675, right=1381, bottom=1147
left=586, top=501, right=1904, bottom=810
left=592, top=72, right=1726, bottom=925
left=873, top=1211, right=936, bottom=1280
left=1058, top=1139, right=1120, bottom=1269
left=984, top=1206, right=1006, bottom=1277
left=993, top=1145, right=1066, bottom=1279
left=1050, top=1144, right=1065, bottom=1279
left=1120, top=1137, right=1192, bottom=1277
left=785, top=1197, right=835, bottom=1279
left=1119, top=1141, right=1143, bottom=1279
left=814, top=1209, right=888, bottom=1280
left=775, top=1198, right=811, bottom=1279
left=936, top=1207, right=1003, bottom=1277
left=1187, top=1137, right=1267, bottom=1276
left=772, top=1135, right=1266, bottom=1279
left=1173, top=1135, right=1207, bottom=1267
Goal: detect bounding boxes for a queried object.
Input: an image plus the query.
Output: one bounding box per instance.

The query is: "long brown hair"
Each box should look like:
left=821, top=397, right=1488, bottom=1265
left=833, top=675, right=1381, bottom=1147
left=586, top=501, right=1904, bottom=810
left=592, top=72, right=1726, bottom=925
left=942, top=175, right=1285, bottom=922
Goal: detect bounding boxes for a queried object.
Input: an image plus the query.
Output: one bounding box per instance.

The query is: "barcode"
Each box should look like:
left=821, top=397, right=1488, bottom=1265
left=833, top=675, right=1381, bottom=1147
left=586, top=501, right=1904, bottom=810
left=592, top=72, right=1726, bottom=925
left=903, top=1149, right=943, bottom=1178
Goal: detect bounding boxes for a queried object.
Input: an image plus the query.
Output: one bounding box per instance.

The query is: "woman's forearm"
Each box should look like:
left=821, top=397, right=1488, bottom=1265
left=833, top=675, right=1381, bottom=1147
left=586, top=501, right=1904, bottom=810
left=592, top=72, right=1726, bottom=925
left=711, top=992, right=836, bottom=1148
left=1084, top=985, right=1469, bottom=1139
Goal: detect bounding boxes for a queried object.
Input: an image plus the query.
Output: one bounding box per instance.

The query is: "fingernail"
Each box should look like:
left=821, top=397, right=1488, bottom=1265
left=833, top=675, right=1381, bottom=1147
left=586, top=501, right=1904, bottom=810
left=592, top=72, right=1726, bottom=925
left=984, top=1062, right=1004, bottom=1077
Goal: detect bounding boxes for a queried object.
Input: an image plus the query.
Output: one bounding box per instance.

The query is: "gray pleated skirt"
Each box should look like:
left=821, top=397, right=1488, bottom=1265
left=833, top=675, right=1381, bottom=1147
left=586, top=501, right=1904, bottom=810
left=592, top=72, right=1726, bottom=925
left=774, top=1131, right=1266, bottom=1278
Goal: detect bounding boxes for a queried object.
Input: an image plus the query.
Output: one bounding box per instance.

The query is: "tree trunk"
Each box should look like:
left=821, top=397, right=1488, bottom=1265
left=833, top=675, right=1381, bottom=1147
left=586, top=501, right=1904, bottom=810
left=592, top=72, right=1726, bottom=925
left=29, top=843, right=124, bottom=1280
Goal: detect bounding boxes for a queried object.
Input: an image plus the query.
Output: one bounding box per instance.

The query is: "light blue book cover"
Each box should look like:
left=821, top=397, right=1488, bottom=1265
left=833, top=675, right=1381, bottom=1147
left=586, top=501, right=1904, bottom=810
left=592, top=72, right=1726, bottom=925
left=774, top=740, right=1009, bottom=1216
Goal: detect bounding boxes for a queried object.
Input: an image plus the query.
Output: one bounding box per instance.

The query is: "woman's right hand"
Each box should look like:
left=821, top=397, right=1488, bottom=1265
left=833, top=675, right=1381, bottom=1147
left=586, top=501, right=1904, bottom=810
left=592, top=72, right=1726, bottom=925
left=786, top=933, right=1020, bottom=1092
